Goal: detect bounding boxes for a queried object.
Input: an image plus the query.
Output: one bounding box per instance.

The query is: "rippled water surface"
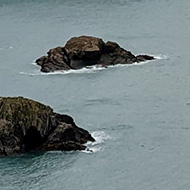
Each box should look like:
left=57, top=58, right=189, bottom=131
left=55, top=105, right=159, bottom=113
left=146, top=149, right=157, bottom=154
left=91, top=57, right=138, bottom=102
left=1, top=0, right=190, bottom=189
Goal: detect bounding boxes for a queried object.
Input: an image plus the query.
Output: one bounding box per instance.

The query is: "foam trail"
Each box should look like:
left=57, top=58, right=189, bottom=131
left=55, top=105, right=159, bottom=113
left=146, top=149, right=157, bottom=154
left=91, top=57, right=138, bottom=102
left=20, top=70, right=51, bottom=76
left=62, top=66, right=106, bottom=74
left=31, top=61, right=39, bottom=66
left=20, top=65, right=106, bottom=76
left=153, top=54, right=168, bottom=60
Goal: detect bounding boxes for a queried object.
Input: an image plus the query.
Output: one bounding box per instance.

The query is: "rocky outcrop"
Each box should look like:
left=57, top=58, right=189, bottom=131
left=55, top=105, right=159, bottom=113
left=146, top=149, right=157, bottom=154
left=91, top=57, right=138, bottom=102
left=36, top=36, right=154, bottom=72
left=0, top=97, right=95, bottom=156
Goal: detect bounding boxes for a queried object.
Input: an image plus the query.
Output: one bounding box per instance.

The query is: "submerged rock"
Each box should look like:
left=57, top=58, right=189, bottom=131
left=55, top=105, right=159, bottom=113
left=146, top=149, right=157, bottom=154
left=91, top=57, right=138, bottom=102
left=36, top=36, right=154, bottom=72
left=0, top=97, right=95, bottom=156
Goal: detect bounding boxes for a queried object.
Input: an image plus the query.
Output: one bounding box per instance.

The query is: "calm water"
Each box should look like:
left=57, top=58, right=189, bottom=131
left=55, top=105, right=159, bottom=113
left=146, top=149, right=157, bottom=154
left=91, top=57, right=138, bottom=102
left=0, top=0, right=190, bottom=189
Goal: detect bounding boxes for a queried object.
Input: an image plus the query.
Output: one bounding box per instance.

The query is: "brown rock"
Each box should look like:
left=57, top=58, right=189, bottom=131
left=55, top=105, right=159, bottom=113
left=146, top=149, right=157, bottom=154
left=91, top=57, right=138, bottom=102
left=100, top=41, right=137, bottom=66
left=36, top=36, right=154, bottom=72
left=64, top=36, right=105, bottom=69
left=36, top=47, right=71, bottom=72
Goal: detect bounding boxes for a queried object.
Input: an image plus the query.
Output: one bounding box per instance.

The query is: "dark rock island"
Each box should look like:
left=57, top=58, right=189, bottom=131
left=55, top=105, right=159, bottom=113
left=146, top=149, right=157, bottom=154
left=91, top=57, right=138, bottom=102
left=0, top=97, right=95, bottom=156
left=36, top=36, right=154, bottom=72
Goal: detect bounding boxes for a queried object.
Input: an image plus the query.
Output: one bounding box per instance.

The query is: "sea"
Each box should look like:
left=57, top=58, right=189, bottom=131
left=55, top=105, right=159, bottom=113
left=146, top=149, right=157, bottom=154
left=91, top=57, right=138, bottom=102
left=0, top=0, right=190, bottom=189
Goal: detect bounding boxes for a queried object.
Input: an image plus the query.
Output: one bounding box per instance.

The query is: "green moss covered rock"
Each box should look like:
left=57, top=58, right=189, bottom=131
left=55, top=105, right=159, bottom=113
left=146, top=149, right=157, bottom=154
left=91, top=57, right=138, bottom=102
left=0, top=97, right=94, bottom=156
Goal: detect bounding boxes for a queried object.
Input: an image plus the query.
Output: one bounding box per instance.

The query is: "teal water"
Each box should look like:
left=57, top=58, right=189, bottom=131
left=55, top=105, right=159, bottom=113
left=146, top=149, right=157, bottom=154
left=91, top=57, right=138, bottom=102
left=0, top=0, right=190, bottom=189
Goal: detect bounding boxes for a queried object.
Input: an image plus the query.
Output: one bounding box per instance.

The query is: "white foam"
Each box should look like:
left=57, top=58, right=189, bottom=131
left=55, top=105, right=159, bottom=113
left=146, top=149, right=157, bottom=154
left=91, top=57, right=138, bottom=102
left=20, top=71, right=49, bottom=76
left=20, top=62, right=107, bottom=76
left=82, top=131, right=110, bottom=153
left=89, top=131, right=111, bottom=145
left=31, top=62, right=39, bottom=66
left=82, top=147, right=103, bottom=153
left=153, top=54, right=168, bottom=60
left=62, top=66, right=106, bottom=74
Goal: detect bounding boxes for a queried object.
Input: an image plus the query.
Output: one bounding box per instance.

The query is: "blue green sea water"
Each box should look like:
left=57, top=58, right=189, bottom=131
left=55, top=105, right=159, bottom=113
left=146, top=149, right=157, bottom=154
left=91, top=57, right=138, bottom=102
left=0, top=0, right=190, bottom=189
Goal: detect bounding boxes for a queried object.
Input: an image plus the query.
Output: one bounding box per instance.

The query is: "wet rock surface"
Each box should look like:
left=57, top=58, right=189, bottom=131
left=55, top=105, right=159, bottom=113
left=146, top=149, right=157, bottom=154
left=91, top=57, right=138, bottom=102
left=36, top=36, right=154, bottom=72
left=0, top=97, right=95, bottom=156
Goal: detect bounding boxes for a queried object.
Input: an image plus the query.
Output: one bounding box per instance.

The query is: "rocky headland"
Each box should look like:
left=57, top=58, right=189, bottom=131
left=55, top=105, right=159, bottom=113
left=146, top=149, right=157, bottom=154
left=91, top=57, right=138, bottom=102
left=36, top=36, right=154, bottom=72
left=0, top=97, right=95, bottom=156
